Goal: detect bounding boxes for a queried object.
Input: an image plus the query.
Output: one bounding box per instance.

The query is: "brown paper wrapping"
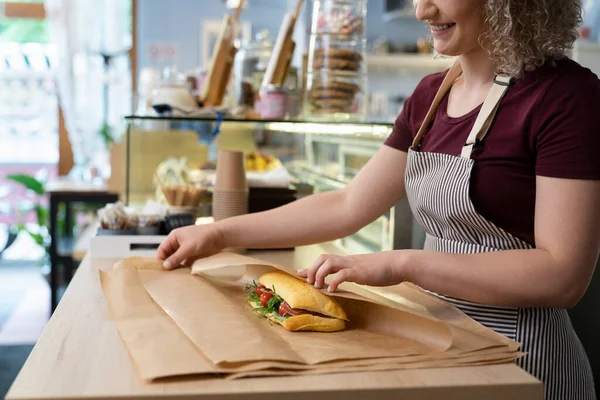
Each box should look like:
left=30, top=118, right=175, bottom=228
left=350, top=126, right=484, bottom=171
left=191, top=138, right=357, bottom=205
left=99, top=253, right=522, bottom=382
left=227, top=352, right=526, bottom=380
left=139, top=268, right=447, bottom=366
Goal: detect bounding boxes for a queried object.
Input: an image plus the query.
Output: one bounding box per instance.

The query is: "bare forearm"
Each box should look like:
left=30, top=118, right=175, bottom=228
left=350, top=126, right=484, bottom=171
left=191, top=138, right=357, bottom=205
left=215, top=190, right=359, bottom=249
left=215, top=146, right=408, bottom=250
left=402, top=249, right=588, bottom=309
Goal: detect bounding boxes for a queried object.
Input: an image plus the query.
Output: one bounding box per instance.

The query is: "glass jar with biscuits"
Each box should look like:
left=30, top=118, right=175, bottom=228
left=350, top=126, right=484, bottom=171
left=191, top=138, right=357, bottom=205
left=304, top=0, right=367, bottom=122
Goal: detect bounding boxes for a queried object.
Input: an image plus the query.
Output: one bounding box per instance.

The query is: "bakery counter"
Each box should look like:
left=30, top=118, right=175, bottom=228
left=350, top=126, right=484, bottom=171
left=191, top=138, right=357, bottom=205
left=7, top=244, right=543, bottom=400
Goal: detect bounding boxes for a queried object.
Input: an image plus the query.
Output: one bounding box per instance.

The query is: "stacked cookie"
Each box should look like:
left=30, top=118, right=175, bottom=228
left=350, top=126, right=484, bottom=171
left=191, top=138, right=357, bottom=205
left=308, top=48, right=362, bottom=115
left=313, top=48, right=362, bottom=71
left=309, top=81, right=360, bottom=115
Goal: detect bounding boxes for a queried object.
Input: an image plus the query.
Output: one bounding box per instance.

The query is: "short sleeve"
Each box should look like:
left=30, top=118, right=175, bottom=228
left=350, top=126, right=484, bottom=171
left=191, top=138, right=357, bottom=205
left=384, top=95, right=414, bottom=152
left=535, top=70, right=600, bottom=180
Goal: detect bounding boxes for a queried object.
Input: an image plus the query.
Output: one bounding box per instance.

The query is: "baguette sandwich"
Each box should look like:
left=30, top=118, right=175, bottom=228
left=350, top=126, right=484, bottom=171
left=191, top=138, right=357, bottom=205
left=244, top=270, right=348, bottom=332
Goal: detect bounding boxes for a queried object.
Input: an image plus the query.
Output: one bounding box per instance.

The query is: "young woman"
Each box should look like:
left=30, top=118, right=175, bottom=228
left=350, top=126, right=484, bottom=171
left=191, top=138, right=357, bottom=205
left=158, top=0, right=600, bottom=397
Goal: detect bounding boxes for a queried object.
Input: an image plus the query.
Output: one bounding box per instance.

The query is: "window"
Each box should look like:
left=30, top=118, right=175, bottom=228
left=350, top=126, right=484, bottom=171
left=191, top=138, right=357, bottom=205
left=0, top=1, right=57, bottom=229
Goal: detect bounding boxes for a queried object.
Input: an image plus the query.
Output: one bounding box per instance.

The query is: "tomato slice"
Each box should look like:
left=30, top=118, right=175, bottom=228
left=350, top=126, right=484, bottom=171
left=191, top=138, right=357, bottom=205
left=278, top=302, right=289, bottom=316
left=255, top=285, right=267, bottom=296
left=260, top=292, right=274, bottom=306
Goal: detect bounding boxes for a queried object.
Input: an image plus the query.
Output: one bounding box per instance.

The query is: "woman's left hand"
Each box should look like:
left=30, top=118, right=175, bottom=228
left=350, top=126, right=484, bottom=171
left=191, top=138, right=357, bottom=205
left=297, top=252, right=406, bottom=292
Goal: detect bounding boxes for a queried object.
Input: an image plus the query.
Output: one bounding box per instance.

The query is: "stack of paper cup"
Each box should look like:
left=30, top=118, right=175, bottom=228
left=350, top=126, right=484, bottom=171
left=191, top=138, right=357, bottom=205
left=212, top=150, right=248, bottom=222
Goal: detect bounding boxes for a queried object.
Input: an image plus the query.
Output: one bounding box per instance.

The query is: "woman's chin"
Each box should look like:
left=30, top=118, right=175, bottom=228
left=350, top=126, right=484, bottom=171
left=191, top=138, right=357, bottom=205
left=432, top=43, right=459, bottom=57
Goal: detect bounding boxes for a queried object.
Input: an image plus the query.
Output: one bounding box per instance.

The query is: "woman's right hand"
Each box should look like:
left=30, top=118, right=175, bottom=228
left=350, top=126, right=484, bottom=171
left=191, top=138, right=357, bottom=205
left=157, top=223, right=225, bottom=270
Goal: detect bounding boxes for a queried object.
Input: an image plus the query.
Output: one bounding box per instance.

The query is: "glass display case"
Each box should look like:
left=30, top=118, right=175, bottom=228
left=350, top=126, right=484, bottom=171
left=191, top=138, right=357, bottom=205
left=123, top=115, right=425, bottom=254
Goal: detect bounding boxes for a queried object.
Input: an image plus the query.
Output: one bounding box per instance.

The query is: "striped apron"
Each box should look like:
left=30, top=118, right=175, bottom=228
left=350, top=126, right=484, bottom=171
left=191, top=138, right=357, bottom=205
left=405, top=60, right=596, bottom=400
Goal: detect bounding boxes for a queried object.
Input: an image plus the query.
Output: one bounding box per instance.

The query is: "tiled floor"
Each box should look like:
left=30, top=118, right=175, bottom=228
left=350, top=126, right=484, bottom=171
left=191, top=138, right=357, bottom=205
left=0, top=273, right=48, bottom=345
left=0, top=262, right=49, bottom=344
left=0, top=261, right=49, bottom=398
left=0, top=344, right=34, bottom=398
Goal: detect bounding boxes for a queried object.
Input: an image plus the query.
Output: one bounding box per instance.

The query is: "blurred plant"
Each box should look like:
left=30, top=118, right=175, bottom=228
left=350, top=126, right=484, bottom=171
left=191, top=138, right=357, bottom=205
left=5, top=173, right=50, bottom=251
left=4, top=173, right=100, bottom=253
left=98, top=122, right=114, bottom=149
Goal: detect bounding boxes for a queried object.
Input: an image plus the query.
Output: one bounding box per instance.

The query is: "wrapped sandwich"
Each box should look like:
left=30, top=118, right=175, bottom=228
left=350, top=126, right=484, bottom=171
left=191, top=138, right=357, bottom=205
left=244, top=270, right=348, bottom=332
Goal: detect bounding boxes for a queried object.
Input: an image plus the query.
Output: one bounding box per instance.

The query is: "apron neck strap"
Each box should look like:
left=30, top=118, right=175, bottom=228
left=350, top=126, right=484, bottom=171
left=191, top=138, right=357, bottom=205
left=460, top=74, right=512, bottom=159
left=411, top=59, right=463, bottom=150
left=410, top=59, right=514, bottom=159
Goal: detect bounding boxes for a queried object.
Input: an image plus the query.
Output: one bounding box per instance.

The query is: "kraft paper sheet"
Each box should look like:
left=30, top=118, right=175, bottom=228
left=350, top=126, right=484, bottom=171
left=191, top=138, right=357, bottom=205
left=99, top=253, right=522, bottom=382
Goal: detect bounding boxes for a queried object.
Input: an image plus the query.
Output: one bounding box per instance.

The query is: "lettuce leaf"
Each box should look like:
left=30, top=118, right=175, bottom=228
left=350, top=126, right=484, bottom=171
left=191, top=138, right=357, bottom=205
left=244, top=280, right=289, bottom=320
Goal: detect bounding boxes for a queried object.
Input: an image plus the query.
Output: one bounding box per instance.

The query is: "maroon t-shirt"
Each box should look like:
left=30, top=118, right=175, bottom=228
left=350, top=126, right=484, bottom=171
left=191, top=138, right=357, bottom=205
left=384, top=58, right=600, bottom=247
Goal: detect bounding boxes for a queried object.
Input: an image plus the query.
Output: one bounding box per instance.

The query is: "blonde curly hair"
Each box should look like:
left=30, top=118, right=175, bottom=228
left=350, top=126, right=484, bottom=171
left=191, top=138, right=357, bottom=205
left=481, top=0, right=583, bottom=77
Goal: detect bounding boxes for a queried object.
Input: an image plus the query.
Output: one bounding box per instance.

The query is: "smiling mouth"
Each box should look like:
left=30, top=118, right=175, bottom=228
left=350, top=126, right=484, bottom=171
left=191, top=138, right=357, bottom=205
left=430, top=23, right=456, bottom=31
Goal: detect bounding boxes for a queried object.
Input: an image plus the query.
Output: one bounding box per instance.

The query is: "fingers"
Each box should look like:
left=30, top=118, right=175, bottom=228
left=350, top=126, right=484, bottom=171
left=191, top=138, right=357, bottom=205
left=314, top=258, right=348, bottom=289
left=164, top=244, right=193, bottom=270
left=298, top=254, right=350, bottom=290
left=301, top=254, right=330, bottom=285
left=328, top=269, right=353, bottom=292
left=297, top=269, right=308, bottom=277
left=329, top=265, right=369, bottom=292
left=158, top=228, right=195, bottom=270
left=182, top=256, right=199, bottom=268
left=296, top=254, right=370, bottom=292
left=157, top=232, right=180, bottom=263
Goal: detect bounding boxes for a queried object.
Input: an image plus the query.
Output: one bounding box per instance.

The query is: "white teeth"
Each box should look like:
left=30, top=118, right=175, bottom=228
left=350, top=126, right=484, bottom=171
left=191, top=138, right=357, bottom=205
left=431, top=24, right=453, bottom=31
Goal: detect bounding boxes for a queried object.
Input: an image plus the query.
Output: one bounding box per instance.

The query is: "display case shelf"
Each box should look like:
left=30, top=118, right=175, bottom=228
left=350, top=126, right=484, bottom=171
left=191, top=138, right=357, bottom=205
left=125, top=115, right=393, bottom=140
left=123, top=115, right=422, bottom=255
left=125, top=115, right=392, bottom=127
left=366, top=53, right=455, bottom=70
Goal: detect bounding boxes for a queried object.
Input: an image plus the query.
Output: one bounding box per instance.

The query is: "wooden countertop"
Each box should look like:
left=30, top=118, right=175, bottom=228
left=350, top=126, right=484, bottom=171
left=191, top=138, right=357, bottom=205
left=6, top=247, right=543, bottom=400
